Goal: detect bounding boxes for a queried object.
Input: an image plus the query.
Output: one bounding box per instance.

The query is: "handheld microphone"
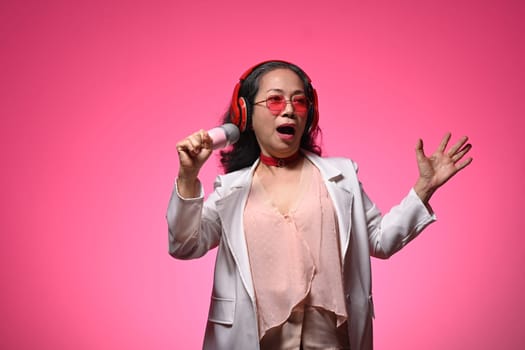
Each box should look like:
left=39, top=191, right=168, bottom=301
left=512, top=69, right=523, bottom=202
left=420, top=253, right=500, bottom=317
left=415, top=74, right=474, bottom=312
left=207, top=123, right=240, bottom=150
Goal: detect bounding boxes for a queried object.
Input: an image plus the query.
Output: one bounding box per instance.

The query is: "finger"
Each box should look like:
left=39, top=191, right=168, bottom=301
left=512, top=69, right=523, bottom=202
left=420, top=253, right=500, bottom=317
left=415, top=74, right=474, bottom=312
left=177, top=133, right=202, bottom=157
left=438, top=132, right=451, bottom=153
left=456, top=157, right=473, bottom=171
left=415, top=138, right=426, bottom=160
left=190, top=130, right=204, bottom=153
left=186, top=130, right=208, bottom=155
left=176, top=145, right=193, bottom=168
left=451, top=143, right=472, bottom=162
left=200, top=130, right=213, bottom=150
left=176, top=139, right=193, bottom=155
left=447, top=136, right=469, bottom=157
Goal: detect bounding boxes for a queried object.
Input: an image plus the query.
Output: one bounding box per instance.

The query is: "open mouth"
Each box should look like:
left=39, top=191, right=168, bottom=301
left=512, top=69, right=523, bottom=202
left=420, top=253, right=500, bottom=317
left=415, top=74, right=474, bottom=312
left=276, top=125, right=296, bottom=135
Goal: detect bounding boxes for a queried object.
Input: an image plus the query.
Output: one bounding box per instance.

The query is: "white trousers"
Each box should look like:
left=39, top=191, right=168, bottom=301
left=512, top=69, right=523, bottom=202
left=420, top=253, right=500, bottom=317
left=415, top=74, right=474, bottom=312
left=259, top=306, right=350, bottom=350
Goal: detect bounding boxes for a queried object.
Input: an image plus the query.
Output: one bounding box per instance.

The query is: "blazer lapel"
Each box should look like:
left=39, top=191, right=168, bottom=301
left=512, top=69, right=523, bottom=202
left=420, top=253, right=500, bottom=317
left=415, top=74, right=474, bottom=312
left=305, top=152, right=354, bottom=258
left=215, top=163, right=258, bottom=301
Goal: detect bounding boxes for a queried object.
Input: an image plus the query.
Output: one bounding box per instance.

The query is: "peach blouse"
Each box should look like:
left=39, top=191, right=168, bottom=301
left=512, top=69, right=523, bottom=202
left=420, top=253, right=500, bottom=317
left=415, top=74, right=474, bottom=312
left=244, top=160, right=347, bottom=339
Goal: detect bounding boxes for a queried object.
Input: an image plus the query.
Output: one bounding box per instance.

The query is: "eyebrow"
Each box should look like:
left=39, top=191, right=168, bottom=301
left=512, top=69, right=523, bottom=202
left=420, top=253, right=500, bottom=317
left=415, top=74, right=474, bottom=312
left=265, top=88, right=305, bottom=94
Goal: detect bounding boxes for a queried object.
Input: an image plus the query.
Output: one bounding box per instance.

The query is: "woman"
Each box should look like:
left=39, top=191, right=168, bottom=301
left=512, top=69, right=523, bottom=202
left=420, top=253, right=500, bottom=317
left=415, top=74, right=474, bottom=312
left=167, top=60, right=472, bottom=349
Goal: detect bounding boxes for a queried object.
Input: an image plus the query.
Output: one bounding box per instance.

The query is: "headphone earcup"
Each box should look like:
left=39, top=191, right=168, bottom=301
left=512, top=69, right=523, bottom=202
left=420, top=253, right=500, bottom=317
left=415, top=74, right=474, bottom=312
left=308, top=88, right=319, bottom=132
left=237, top=97, right=248, bottom=132
left=230, top=82, right=247, bottom=132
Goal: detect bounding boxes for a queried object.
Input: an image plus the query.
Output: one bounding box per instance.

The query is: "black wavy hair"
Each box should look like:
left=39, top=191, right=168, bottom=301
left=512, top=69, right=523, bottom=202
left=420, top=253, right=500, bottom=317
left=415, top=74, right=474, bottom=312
left=220, top=61, right=322, bottom=173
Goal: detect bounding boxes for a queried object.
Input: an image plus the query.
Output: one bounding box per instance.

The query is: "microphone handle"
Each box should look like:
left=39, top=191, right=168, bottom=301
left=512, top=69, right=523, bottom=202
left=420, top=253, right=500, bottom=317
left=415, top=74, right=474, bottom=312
left=208, top=127, right=229, bottom=150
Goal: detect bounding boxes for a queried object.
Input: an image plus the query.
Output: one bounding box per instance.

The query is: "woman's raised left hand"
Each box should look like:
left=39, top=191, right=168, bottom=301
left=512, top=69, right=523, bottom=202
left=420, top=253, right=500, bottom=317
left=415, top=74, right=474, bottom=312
left=413, top=132, right=473, bottom=203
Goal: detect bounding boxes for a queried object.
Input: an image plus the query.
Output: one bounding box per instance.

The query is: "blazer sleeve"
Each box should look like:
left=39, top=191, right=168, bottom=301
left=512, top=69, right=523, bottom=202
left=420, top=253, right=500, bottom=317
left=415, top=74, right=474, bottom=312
left=166, top=178, right=223, bottom=260
left=362, top=184, right=437, bottom=259
left=340, top=158, right=436, bottom=259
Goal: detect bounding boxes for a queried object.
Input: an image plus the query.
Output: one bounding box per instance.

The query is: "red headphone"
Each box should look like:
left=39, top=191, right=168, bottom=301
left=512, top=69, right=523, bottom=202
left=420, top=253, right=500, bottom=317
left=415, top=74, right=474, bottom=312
left=229, top=60, right=319, bottom=133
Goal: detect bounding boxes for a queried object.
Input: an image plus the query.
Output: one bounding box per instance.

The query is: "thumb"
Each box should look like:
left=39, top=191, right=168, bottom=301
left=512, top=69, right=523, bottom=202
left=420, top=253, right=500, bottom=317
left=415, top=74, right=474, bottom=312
left=415, top=138, right=427, bottom=161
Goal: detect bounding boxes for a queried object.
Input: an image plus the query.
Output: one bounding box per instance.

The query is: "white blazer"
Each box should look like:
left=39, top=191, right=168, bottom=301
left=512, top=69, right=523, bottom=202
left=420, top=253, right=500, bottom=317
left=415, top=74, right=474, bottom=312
left=167, top=152, right=435, bottom=350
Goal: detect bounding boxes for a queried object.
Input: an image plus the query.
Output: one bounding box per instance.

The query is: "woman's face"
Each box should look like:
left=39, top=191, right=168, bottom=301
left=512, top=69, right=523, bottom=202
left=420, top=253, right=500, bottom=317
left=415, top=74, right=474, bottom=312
left=251, top=68, right=309, bottom=158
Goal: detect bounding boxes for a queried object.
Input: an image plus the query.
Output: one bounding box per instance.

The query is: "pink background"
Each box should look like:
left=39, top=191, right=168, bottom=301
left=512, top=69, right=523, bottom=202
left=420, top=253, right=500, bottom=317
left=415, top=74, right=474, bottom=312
left=2, top=0, right=524, bottom=349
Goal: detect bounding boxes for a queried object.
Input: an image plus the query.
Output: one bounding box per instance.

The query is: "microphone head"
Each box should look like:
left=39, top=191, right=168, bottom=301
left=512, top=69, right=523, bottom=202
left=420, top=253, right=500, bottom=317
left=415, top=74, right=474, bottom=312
left=220, top=123, right=240, bottom=145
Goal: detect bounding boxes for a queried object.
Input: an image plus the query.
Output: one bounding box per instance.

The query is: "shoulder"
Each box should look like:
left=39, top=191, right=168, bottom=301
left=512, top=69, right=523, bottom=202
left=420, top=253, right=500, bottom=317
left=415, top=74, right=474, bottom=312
left=304, top=151, right=359, bottom=174
left=213, top=166, right=252, bottom=191
left=323, top=156, right=359, bottom=172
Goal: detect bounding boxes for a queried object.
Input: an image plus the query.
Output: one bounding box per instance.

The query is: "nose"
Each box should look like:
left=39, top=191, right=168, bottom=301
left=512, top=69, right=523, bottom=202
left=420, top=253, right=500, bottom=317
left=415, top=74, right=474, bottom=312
left=281, top=99, right=296, bottom=117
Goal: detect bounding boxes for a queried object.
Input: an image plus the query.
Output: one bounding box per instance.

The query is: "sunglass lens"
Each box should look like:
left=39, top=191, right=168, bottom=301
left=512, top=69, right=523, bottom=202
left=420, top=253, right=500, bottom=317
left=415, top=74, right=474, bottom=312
left=292, top=95, right=309, bottom=113
left=266, top=95, right=286, bottom=113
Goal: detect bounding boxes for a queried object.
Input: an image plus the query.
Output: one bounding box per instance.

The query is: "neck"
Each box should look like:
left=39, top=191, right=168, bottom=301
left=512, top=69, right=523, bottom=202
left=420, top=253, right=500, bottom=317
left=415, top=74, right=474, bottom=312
left=259, top=151, right=301, bottom=167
